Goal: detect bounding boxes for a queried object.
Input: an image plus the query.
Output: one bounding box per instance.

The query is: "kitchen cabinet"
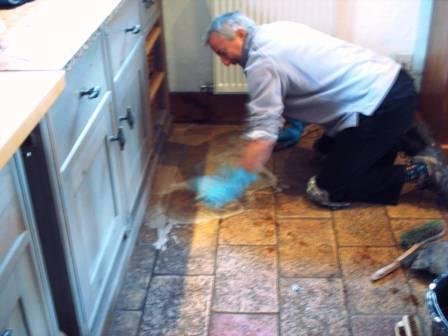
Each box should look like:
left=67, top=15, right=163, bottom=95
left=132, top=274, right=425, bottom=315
left=0, top=0, right=171, bottom=335
left=40, top=31, right=127, bottom=335
left=0, top=154, right=59, bottom=336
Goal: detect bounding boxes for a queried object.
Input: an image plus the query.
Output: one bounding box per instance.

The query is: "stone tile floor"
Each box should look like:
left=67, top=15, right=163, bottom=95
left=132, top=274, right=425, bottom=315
left=105, top=124, right=448, bottom=336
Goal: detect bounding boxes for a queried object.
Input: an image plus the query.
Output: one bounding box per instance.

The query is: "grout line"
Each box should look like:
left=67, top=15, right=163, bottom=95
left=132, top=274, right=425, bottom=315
left=206, top=217, right=222, bottom=336
left=331, top=207, right=354, bottom=336
left=273, top=190, right=282, bottom=336
left=134, top=247, right=160, bottom=335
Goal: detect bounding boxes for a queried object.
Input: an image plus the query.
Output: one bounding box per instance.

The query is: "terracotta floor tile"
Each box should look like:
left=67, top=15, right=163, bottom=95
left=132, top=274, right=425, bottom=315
left=276, top=193, right=332, bottom=218
left=168, top=124, right=215, bottom=146
left=115, top=244, right=157, bottom=310
left=136, top=223, right=158, bottom=245
left=334, top=206, right=395, bottom=246
left=140, top=276, right=213, bottom=336
left=150, top=164, right=182, bottom=195
left=213, top=245, right=278, bottom=313
left=219, top=210, right=276, bottom=245
left=159, top=140, right=188, bottom=166
left=209, top=124, right=243, bottom=137
left=278, top=219, right=339, bottom=277
left=242, top=191, right=275, bottom=212
left=350, top=315, right=401, bottom=336
left=339, top=247, right=416, bottom=314
left=209, top=313, right=278, bottom=336
left=386, top=190, right=442, bottom=218
left=107, top=310, right=141, bottom=336
left=176, top=143, right=212, bottom=178
left=154, top=222, right=218, bottom=275
left=273, top=146, right=320, bottom=177
left=279, top=278, right=350, bottom=336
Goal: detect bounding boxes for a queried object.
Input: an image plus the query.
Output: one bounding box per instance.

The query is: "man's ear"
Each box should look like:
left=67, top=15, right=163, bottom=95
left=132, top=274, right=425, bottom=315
left=235, top=28, right=247, bottom=39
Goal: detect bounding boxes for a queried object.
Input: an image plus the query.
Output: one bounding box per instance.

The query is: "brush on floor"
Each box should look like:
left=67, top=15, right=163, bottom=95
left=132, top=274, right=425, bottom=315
left=370, top=220, right=446, bottom=281
left=394, top=315, right=422, bottom=336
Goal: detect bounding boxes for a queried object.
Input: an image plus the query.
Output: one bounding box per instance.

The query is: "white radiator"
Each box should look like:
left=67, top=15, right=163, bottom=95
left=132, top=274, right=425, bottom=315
left=209, top=0, right=337, bottom=94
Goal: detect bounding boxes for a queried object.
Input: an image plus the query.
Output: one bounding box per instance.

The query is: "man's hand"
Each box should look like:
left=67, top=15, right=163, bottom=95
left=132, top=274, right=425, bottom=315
left=241, top=139, right=276, bottom=172
left=274, top=119, right=306, bottom=151
left=190, top=166, right=258, bottom=208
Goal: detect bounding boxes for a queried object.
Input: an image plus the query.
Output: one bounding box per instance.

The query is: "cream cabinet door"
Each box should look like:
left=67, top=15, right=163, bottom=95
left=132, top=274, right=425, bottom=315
left=113, top=39, right=153, bottom=215
left=57, top=92, right=126, bottom=331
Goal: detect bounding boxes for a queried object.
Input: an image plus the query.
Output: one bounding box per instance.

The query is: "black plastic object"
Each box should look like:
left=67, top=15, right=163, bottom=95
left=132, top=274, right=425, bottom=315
left=0, top=0, right=31, bottom=8
left=427, top=273, right=448, bottom=336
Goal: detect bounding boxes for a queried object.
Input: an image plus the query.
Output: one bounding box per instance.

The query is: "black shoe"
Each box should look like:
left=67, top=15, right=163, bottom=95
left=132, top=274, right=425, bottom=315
left=412, top=147, right=448, bottom=202
left=412, top=146, right=446, bottom=167
left=399, top=122, right=437, bottom=156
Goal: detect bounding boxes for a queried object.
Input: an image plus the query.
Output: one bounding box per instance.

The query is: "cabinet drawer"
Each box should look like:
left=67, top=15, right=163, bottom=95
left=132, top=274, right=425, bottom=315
left=139, top=0, right=161, bottom=33
left=47, top=34, right=109, bottom=167
left=104, top=0, right=142, bottom=79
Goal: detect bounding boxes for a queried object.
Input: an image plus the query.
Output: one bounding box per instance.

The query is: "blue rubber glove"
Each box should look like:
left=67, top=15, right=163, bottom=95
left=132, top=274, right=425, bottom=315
left=275, top=118, right=306, bottom=151
left=190, top=166, right=258, bottom=208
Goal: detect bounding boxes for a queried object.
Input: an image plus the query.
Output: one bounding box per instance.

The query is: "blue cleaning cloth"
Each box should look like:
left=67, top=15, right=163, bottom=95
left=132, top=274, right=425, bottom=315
left=190, top=166, right=258, bottom=208
left=275, top=119, right=306, bottom=150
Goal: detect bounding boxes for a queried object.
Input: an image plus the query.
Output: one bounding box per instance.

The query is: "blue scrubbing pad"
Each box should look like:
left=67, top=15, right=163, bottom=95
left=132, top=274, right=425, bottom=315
left=190, top=166, right=258, bottom=208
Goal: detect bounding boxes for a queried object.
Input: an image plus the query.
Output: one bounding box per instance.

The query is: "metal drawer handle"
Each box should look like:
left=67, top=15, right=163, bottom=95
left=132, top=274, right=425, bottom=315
left=119, top=107, right=135, bottom=129
left=1, top=329, right=13, bottom=336
left=79, top=86, right=101, bottom=99
left=109, top=127, right=126, bottom=151
left=124, top=25, right=141, bottom=35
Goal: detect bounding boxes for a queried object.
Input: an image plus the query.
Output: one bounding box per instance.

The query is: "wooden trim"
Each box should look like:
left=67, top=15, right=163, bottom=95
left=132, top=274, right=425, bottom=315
left=419, top=0, right=448, bottom=145
left=145, top=25, right=162, bottom=55
left=169, top=92, right=246, bottom=123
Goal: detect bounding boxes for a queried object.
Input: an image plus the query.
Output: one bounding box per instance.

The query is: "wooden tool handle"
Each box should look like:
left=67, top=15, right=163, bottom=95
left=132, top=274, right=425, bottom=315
left=370, top=260, right=401, bottom=281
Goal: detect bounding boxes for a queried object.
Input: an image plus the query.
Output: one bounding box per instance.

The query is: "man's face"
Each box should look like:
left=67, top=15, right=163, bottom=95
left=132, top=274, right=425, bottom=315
left=208, top=30, right=246, bottom=66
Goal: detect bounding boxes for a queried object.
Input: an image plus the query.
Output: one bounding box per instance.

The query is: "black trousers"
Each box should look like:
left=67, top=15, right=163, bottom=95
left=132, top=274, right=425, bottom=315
left=316, top=70, right=416, bottom=205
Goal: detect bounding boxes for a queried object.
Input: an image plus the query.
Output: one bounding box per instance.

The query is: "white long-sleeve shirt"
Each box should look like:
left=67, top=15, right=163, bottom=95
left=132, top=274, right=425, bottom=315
left=241, top=21, right=401, bottom=140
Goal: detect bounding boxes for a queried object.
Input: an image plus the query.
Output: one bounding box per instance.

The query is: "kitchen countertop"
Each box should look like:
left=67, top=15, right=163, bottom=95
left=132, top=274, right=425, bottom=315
left=0, top=0, right=122, bottom=70
left=0, top=0, right=126, bottom=168
left=0, top=70, right=65, bottom=168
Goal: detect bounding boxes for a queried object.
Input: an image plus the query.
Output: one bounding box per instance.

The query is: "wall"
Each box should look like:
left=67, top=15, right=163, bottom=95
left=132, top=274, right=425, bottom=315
left=163, top=0, right=433, bottom=92
left=163, top=0, right=213, bottom=92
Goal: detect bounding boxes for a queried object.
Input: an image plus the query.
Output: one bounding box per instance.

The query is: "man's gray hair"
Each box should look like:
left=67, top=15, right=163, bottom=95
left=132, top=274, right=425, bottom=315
left=204, top=11, right=256, bottom=45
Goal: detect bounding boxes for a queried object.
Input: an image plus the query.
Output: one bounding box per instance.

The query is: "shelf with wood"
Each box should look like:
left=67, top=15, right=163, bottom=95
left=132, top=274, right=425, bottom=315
left=145, top=25, right=162, bottom=56
left=144, top=14, right=170, bottom=153
left=149, top=71, right=165, bottom=103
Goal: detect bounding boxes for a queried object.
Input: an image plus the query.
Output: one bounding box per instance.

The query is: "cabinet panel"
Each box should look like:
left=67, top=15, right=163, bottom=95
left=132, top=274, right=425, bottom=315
left=113, top=39, right=152, bottom=213
left=0, top=165, right=26, bottom=261
left=0, top=238, right=51, bottom=336
left=0, top=159, right=58, bottom=336
left=58, top=92, right=125, bottom=329
left=47, top=34, right=109, bottom=166
left=104, top=0, right=142, bottom=79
